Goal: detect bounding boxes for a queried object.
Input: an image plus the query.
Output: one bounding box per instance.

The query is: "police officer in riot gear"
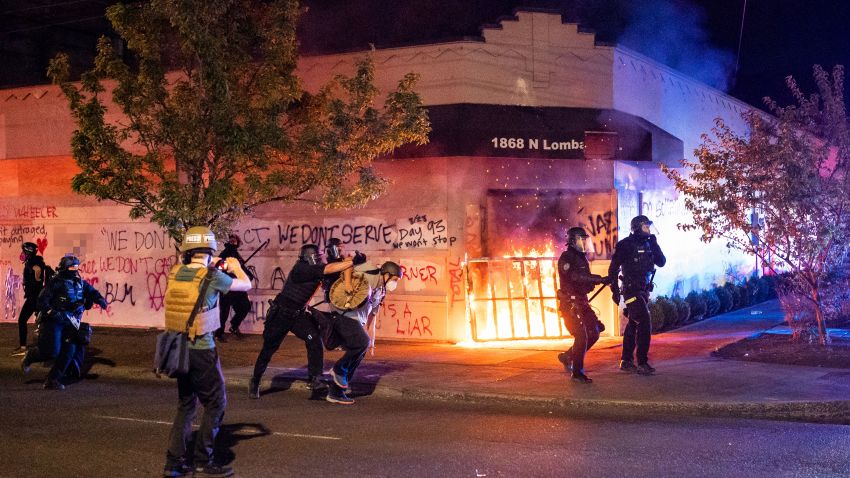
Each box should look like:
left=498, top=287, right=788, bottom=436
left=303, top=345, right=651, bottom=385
left=321, top=238, right=345, bottom=303
left=21, top=255, right=107, bottom=390
left=249, top=244, right=365, bottom=398
left=216, top=234, right=255, bottom=340
left=556, top=227, right=608, bottom=383
left=608, top=215, right=666, bottom=375
left=12, top=242, right=48, bottom=356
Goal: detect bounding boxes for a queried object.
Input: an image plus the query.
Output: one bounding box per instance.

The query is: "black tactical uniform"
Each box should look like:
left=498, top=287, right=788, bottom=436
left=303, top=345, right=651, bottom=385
left=16, top=242, right=47, bottom=351
left=251, top=254, right=327, bottom=392
left=557, top=228, right=606, bottom=383
left=608, top=216, right=666, bottom=374
left=216, top=236, right=255, bottom=339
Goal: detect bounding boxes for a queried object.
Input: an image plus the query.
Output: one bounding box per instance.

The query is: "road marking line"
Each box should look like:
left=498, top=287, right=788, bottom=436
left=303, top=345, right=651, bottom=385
left=93, top=415, right=341, bottom=441
left=272, top=432, right=341, bottom=441
left=94, top=415, right=172, bottom=426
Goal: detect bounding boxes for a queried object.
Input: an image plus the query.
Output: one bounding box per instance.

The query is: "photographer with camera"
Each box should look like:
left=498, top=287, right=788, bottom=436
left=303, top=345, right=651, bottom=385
left=21, top=254, right=106, bottom=390
left=608, top=215, right=666, bottom=376
left=161, top=226, right=251, bottom=478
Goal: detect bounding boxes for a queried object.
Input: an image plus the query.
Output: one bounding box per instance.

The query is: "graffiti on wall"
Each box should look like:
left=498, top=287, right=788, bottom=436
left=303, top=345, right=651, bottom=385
left=0, top=205, right=456, bottom=338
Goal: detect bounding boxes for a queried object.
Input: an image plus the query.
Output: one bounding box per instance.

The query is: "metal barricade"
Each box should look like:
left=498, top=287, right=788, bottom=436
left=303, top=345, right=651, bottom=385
left=464, top=256, right=567, bottom=341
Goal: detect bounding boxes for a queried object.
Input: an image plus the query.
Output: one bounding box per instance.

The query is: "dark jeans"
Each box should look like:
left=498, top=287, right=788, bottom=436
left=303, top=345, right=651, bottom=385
left=166, top=348, right=227, bottom=468
left=560, top=301, right=601, bottom=374
left=622, top=291, right=652, bottom=365
left=252, top=308, right=324, bottom=380
left=24, top=317, right=78, bottom=381
left=218, top=291, right=251, bottom=333
left=17, top=296, right=39, bottom=347
left=331, top=316, right=370, bottom=382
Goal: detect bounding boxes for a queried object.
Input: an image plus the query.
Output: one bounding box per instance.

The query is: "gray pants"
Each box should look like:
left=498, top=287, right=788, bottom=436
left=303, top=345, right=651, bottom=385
left=166, top=348, right=227, bottom=467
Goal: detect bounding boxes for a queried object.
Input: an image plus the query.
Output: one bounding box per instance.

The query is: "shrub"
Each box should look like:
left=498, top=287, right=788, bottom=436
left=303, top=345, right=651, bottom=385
left=685, top=291, right=707, bottom=320
left=671, top=296, right=691, bottom=326
left=702, top=289, right=721, bottom=317
left=648, top=298, right=666, bottom=332
left=724, top=282, right=744, bottom=310
left=714, top=286, right=733, bottom=313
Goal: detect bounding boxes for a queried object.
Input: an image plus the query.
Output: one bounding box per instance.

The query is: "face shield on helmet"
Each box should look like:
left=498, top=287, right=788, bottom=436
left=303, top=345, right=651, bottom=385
left=574, top=235, right=596, bottom=255
left=567, top=227, right=595, bottom=255
left=299, top=244, right=321, bottom=265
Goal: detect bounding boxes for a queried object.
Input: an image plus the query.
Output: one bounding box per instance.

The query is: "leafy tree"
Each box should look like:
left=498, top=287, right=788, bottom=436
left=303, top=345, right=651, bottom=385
left=48, top=0, right=430, bottom=244
left=663, top=65, right=850, bottom=344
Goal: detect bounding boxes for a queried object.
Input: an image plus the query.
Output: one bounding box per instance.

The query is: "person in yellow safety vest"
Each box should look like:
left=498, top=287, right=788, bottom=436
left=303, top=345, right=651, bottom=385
left=162, top=226, right=251, bottom=478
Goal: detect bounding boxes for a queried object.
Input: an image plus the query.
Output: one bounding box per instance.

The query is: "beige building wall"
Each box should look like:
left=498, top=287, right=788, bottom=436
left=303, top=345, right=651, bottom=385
left=0, top=11, right=753, bottom=341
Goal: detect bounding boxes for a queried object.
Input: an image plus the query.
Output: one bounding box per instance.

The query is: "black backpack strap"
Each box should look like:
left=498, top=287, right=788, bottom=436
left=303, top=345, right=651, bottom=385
left=184, top=271, right=214, bottom=334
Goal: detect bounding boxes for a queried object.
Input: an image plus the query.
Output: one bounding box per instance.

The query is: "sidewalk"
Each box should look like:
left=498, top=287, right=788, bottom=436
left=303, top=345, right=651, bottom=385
left=3, top=300, right=850, bottom=423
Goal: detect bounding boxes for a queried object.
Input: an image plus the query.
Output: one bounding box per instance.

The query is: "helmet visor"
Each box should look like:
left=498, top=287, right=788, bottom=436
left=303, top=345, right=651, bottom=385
left=574, top=236, right=596, bottom=255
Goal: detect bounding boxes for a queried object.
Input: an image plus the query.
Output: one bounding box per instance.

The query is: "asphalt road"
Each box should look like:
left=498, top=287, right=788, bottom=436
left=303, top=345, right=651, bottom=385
left=1, top=371, right=848, bottom=478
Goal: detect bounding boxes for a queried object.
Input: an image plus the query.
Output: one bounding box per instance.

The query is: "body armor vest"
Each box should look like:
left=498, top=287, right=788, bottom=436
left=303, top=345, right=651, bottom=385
left=164, top=265, right=219, bottom=340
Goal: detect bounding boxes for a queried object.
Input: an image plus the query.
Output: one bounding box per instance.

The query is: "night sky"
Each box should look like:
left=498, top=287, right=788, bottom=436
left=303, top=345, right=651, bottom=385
left=2, top=0, right=849, bottom=110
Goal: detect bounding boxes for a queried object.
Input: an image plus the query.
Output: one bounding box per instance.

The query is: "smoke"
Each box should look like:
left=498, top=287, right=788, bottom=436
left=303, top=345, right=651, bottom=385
left=617, top=0, right=735, bottom=91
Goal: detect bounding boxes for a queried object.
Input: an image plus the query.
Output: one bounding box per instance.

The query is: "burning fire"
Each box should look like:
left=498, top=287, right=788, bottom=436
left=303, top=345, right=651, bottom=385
left=464, top=242, right=565, bottom=342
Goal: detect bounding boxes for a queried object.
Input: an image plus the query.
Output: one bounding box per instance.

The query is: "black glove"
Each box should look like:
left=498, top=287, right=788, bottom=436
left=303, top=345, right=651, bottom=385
left=352, top=252, right=367, bottom=266
left=611, top=288, right=621, bottom=305
left=98, top=298, right=108, bottom=309
left=648, top=234, right=658, bottom=246
left=596, top=320, right=606, bottom=333
left=600, top=276, right=612, bottom=286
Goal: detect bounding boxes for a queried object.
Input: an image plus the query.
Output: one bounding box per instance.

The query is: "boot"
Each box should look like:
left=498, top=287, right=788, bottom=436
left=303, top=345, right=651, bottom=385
left=557, top=350, right=573, bottom=373
left=306, top=375, right=328, bottom=392
left=248, top=377, right=260, bottom=399
left=636, top=363, right=656, bottom=375
left=619, top=359, right=638, bottom=373
left=43, top=378, right=65, bottom=390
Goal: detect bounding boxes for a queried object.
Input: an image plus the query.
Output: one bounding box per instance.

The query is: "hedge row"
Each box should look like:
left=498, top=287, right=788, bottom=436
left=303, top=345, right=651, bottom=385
left=648, top=275, right=778, bottom=333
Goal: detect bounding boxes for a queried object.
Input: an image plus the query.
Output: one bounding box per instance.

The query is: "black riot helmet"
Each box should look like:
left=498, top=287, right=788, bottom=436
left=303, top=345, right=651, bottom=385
left=58, top=255, right=81, bottom=270
left=325, top=238, right=343, bottom=262
left=21, top=242, right=38, bottom=257
left=380, top=261, right=401, bottom=278
left=567, top=227, right=594, bottom=254
left=630, top=215, right=653, bottom=236
left=299, top=244, right=321, bottom=265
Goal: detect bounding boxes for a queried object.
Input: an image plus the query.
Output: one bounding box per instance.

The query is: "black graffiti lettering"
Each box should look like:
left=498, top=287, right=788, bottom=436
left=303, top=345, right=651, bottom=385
left=104, top=282, right=136, bottom=306
left=134, top=230, right=169, bottom=251
left=426, top=219, right=446, bottom=234
left=102, top=228, right=128, bottom=251
left=270, top=267, right=286, bottom=290
left=277, top=224, right=300, bottom=246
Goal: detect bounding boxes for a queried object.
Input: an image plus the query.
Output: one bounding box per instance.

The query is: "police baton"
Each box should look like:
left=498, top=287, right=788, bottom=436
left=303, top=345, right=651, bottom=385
left=242, top=239, right=270, bottom=264
left=587, top=282, right=610, bottom=302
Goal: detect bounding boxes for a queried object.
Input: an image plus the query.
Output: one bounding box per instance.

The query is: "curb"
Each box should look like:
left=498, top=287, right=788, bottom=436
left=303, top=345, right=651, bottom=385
left=5, top=361, right=849, bottom=425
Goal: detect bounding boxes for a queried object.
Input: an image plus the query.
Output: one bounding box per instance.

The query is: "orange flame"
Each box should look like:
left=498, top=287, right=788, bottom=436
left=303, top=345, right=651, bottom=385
left=468, top=242, right=563, bottom=342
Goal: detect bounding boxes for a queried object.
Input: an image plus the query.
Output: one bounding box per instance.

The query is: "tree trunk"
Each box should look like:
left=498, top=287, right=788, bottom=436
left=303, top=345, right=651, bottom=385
left=811, top=287, right=828, bottom=345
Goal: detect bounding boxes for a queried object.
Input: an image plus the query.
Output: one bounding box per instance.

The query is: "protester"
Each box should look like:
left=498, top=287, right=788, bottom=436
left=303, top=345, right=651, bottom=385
left=326, top=260, right=400, bottom=404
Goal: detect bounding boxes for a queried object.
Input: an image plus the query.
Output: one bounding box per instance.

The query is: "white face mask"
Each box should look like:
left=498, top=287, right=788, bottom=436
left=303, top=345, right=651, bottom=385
left=385, top=279, right=399, bottom=292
